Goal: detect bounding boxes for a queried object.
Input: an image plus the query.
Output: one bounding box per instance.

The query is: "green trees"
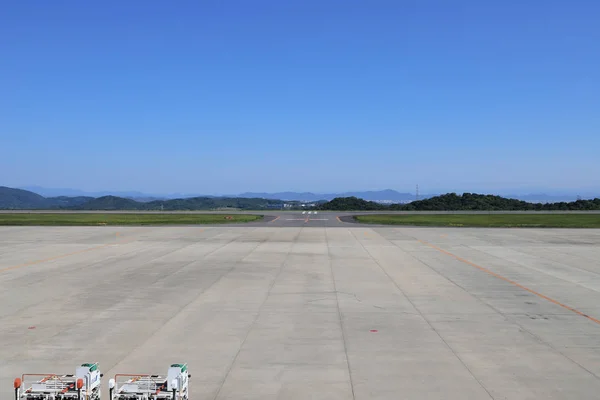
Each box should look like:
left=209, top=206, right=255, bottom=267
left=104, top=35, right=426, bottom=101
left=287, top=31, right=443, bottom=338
left=74, top=196, right=284, bottom=211
left=398, top=193, right=534, bottom=211
left=316, top=196, right=386, bottom=211
left=318, top=197, right=387, bottom=211
left=319, top=193, right=600, bottom=211
left=0, top=187, right=286, bottom=210
left=2, top=186, right=600, bottom=211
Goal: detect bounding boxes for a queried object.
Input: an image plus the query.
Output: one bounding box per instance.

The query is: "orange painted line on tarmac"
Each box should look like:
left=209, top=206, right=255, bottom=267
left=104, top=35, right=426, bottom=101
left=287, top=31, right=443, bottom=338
left=0, top=237, right=136, bottom=274
left=336, top=216, right=342, bottom=223
left=269, top=216, right=280, bottom=223
left=419, top=239, right=600, bottom=325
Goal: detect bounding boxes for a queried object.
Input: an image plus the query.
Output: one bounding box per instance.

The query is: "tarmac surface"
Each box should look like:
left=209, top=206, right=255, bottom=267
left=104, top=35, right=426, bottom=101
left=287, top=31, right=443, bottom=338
left=260, top=211, right=347, bottom=227
left=2, top=219, right=600, bottom=399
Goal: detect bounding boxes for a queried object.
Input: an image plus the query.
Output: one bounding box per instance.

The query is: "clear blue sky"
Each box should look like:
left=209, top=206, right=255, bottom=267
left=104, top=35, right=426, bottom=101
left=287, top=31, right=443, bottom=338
left=2, top=0, right=599, bottom=195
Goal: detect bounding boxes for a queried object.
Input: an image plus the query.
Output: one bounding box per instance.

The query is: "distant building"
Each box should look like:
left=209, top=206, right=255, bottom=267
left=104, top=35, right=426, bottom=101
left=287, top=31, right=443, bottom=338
left=373, top=200, right=413, bottom=204
left=265, top=203, right=284, bottom=209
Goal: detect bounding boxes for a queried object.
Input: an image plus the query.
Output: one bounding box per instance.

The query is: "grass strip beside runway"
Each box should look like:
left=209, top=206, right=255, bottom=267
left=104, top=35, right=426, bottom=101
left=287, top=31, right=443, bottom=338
left=0, top=213, right=262, bottom=225
left=354, top=214, right=600, bottom=228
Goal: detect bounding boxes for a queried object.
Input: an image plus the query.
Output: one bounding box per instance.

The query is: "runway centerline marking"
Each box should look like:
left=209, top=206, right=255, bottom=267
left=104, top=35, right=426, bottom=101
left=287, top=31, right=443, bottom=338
left=419, top=239, right=600, bottom=325
left=285, top=218, right=329, bottom=221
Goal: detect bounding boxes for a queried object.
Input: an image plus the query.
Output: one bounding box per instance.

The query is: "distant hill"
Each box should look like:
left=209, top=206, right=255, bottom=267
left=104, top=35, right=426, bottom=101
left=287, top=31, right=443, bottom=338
left=393, top=193, right=533, bottom=211
left=0, top=187, right=94, bottom=209
left=19, top=186, right=162, bottom=199
left=503, top=193, right=593, bottom=203
left=318, top=193, right=600, bottom=211
left=316, top=196, right=387, bottom=211
left=0, top=186, right=289, bottom=210
left=3, top=186, right=600, bottom=211
left=144, top=197, right=285, bottom=211
left=21, top=186, right=427, bottom=202
left=75, top=196, right=142, bottom=210
left=397, top=193, right=600, bottom=211
left=70, top=196, right=287, bottom=211
left=19, top=186, right=216, bottom=200
left=127, top=197, right=167, bottom=203
left=47, top=196, right=95, bottom=208
left=238, top=189, right=427, bottom=202
left=21, top=186, right=599, bottom=203
left=0, top=186, right=50, bottom=209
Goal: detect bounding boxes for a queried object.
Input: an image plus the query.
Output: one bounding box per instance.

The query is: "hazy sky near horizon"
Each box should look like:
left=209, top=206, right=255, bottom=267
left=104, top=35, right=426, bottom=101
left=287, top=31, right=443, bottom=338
left=2, top=1, right=599, bottom=195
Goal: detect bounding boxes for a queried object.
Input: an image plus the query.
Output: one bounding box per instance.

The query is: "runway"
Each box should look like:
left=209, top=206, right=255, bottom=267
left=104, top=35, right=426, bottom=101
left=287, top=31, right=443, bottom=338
left=259, top=211, right=346, bottom=227
left=2, top=225, right=600, bottom=399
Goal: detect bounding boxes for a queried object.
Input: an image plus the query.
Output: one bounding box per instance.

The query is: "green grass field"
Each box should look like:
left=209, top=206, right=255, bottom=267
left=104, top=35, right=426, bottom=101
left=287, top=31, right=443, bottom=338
left=0, top=213, right=263, bottom=226
left=354, top=214, right=600, bottom=228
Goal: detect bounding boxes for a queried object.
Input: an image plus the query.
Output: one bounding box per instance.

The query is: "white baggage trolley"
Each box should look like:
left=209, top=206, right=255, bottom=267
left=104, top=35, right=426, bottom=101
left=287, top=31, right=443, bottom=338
left=108, top=363, right=190, bottom=400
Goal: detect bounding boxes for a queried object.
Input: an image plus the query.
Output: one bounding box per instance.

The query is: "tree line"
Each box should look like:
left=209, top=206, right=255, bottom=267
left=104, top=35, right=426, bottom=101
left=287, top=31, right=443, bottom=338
left=317, top=193, right=600, bottom=211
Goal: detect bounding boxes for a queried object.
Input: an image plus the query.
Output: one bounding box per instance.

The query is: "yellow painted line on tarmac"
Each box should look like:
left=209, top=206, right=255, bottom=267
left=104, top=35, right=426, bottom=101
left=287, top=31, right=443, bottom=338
left=419, top=239, right=600, bottom=326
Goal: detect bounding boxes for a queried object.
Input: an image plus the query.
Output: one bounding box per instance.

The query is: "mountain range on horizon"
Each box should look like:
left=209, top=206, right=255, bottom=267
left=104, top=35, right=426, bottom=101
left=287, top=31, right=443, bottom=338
left=16, top=185, right=599, bottom=203
left=2, top=185, right=600, bottom=213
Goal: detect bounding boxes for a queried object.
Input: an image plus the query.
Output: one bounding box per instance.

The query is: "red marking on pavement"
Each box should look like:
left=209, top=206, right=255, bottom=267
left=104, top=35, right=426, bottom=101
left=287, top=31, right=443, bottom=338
left=370, top=329, right=378, bottom=333
left=28, top=326, right=36, bottom=330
